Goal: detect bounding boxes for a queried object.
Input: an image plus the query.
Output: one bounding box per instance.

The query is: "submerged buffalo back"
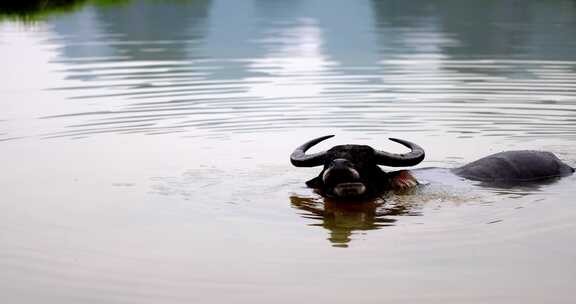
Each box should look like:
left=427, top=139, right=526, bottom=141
left=453, top=150, right=574, bottom=182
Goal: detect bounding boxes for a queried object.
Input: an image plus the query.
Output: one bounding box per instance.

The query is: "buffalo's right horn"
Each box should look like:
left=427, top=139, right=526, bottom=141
left=290, top=135, right=334, bottom=167
left=375, top=138, right=425, bottom=167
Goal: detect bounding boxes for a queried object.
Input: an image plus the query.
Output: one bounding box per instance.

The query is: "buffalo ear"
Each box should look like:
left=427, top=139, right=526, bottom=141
left=387, top=170, right=419, bottom=191
left=305, top=176, right=323, bottom=189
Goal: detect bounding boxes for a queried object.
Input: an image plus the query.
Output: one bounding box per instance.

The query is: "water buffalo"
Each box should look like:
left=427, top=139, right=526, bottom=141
left=290, top=135, right=574, bottom=199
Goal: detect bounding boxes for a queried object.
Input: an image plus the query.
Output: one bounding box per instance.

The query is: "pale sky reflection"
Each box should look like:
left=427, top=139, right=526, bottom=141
left=245, top=18, right=337, bottom=99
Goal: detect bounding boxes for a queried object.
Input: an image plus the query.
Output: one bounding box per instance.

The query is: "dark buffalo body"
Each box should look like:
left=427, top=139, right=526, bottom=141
left=453, top=150, right=574, bottom=182
left=291, top=135, right=574, bottom=200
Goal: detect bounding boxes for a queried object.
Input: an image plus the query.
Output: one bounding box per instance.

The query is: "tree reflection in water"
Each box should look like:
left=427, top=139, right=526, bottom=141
left=0, top=0, right=129, bottom=21
left=290, top=194, right=422, bottom=248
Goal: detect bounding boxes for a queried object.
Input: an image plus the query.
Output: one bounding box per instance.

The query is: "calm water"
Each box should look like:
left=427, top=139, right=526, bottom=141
left=1, top=0, right=576, bottom=303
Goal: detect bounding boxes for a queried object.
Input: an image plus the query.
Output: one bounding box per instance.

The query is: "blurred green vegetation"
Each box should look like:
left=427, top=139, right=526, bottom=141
left=0, top=0, right=130, bottom=21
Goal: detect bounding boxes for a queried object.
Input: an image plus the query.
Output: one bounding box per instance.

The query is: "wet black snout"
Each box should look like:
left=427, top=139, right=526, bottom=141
left=322, top=159, right=366, bottom=197
left=323, top=159, right=359, bottom=184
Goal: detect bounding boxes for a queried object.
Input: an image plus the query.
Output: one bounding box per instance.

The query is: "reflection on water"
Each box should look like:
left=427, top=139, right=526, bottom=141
left=291, top=195, right=419, bottom=247
left=372, top=0, right=576, bottom=59
left=1, top=0, right=573, bottom=140
left=52, top=0, right=212, bottom=62
left=0, top=0, right=122, bottom=20
left=2, top=1, right=576, bottom=303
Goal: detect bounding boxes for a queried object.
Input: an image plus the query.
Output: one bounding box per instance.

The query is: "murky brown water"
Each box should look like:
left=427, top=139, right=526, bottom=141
left=1, top=0, right=576, bottom=303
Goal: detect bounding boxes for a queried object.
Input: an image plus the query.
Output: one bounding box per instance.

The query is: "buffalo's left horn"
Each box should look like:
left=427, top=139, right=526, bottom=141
left=375, top=138, right=425, bottom=167
left=290, top=135, right=334, bottom=167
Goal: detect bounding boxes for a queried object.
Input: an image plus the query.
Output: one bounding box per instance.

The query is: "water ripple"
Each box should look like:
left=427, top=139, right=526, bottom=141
left=38, top=57, right=576, bottom=140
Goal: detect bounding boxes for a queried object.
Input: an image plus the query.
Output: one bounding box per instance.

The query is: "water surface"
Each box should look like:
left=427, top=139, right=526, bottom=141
left=1, top=1, right=576, bottom=303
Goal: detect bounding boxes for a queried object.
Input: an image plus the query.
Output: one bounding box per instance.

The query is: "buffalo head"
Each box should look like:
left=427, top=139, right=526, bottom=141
left=291, top=135, right=425, bottom=199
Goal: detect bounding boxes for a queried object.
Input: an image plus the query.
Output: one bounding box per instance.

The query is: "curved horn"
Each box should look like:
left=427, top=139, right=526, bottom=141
left=375, top=138, right=425, bottom=167
left=290, top=135, right=334, bottom=167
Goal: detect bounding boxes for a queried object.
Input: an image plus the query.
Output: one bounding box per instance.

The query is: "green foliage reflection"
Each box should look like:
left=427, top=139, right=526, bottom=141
left=0, top=0, right=129, bottom=21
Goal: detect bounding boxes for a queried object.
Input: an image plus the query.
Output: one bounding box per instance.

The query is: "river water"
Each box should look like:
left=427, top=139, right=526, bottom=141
left=1, top=0, right=576, bottom=303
